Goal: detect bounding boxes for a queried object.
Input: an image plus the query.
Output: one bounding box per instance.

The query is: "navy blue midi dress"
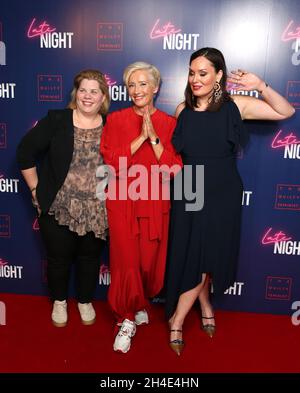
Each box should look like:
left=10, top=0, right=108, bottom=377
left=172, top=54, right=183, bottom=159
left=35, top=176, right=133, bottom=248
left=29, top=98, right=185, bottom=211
left=165, top=100, right=249, bottom=319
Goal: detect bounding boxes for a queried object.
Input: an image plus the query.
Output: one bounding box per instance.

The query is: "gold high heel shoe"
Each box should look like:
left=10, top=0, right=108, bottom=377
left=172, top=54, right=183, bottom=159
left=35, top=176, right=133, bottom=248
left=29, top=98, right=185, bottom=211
left=169, top=329, right=185, bottom=356
left=201, top=315, right=216, bottom=338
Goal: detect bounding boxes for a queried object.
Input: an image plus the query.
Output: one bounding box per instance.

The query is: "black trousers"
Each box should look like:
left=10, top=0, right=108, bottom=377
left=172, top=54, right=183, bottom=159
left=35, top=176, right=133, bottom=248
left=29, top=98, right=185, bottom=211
left=38, top=213, right=103, bottom=303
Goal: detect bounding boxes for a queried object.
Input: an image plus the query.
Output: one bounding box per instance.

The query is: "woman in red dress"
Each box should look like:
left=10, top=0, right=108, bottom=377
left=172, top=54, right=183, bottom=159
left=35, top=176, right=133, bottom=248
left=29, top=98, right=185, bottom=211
left=100, top=62, right=182, bottom=353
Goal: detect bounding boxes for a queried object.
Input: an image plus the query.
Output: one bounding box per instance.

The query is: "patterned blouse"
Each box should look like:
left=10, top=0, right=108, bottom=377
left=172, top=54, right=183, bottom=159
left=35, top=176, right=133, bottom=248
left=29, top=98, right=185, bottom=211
left=49, top=124, right=108, bottom=239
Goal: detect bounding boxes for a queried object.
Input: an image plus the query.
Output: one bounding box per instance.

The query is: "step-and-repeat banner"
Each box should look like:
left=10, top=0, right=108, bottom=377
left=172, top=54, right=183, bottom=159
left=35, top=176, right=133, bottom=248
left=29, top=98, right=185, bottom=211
left=1, top=0, right=299, bottom=315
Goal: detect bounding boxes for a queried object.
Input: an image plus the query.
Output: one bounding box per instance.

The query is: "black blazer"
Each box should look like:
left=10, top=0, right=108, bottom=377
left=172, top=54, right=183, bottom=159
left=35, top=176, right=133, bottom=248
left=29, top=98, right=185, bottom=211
left=17, top=109, right=105, bottom=213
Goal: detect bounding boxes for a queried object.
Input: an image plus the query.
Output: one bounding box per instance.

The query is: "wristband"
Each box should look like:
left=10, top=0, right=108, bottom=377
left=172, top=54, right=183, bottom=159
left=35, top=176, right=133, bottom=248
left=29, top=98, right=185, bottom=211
left=150, top=137, right=160, bottom=145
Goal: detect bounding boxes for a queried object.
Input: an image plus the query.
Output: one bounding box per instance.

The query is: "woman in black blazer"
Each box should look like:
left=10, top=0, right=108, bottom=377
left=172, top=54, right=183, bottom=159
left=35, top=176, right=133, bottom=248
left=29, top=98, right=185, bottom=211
left=17, top=69, right=110, bottom=327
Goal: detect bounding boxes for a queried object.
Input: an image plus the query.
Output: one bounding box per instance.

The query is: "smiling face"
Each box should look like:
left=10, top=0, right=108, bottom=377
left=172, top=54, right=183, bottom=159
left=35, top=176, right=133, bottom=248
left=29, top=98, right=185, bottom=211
left=188, top=56, right=223, bottom=103
left=127, top=69, right=158, bottom=111
left=75, top=78, right=105, bottom=115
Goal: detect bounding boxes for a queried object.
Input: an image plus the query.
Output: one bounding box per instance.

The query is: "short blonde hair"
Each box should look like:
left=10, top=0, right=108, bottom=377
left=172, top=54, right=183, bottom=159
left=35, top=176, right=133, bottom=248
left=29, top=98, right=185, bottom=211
left=123, top=62, right=161, bottom=88
left=68, top=69, right=110, bottom=115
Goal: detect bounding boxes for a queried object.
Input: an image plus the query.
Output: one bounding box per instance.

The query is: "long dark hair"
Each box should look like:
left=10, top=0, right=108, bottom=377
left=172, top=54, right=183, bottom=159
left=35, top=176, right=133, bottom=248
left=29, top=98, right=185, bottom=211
left=185, top=47, right=231, bottom=111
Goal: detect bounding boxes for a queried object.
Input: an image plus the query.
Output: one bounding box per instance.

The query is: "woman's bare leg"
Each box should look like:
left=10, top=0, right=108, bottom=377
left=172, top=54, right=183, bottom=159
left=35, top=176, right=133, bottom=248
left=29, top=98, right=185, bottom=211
left=198, top=274, right=215, bottom=332
left=169, top=273, right=207, bottom=341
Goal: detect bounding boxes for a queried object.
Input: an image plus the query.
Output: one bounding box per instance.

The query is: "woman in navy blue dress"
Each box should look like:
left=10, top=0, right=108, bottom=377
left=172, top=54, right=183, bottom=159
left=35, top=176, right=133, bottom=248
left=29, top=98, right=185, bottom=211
left=165, top=47, right=295, bottom=355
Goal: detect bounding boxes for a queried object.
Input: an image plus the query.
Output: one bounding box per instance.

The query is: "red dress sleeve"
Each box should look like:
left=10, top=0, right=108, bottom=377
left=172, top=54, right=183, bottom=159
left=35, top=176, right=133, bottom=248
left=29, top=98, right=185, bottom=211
left=100, top=112, right=133, bottom=177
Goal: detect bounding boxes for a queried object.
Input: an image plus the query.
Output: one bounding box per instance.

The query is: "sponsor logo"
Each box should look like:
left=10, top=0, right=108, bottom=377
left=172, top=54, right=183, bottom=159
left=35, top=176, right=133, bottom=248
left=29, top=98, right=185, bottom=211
left=286, top=80, right=300, bottom=110
left=157, top=76, right=186, bottom=106
left=38, top=75, right=63, bottom=102
left=0, top=215, right=10, bottom=238
left=97, top=23, right=123, bottom=51
left=150, top=18, right=199, bottom=50
left=0, top=123, right=7, bottom=148
left=275, top=184, right=300, bottom=211
left=265, top=276, right=292, bottom=300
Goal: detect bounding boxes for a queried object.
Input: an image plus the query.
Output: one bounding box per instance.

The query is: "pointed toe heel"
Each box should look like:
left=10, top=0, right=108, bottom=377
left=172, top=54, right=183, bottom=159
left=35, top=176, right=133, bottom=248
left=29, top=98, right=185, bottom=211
left=169, top=329, right=185, bottom=356
left=201, top=316, right=216, bottom=338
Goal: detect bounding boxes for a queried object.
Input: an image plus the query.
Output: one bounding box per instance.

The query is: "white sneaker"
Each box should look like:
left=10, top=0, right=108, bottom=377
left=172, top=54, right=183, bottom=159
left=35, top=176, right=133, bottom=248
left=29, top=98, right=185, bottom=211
left=135, top=309, right=149, bottom=325
left=78, top=302, right=96, bottom=325
left=113, top=319, right=136, bottom=353
left=52, top=300, right=67, bottom=327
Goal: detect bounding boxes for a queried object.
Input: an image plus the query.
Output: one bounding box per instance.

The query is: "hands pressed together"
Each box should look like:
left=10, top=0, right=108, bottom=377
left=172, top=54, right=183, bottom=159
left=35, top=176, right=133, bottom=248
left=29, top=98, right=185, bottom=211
left=140, top=106, right=158, bottom=142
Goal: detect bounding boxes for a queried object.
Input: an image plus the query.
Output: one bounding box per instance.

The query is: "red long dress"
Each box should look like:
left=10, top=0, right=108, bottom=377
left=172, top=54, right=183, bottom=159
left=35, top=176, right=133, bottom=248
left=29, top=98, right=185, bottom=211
left=100, top=107, right=182, bottom=323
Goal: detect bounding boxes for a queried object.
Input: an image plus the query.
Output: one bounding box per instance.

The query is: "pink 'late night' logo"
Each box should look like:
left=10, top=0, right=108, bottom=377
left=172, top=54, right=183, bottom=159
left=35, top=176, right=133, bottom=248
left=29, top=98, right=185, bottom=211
left=0, top=258, right=8, bottom=266
left=262, top=228, right=299, bottom=256
left=281, top=20, right=300, bottom=42
left=27, top=18, right=56, bottom=38
left=149, top=18, right=199, bottom=50
left=99, top=264, right=109, bottom=275
left=150, top=19, right=181, bottom=39
left=0, top=123, right=7, bottom=149
left=104, top=74, right=117, bottom=86
left=261, top=227, right=292, bottom=245
left=265, top=276, right=292, bottom=301
left=271, top=130, right=300, bottom=148
left=32, top=218, right=39, bottom=231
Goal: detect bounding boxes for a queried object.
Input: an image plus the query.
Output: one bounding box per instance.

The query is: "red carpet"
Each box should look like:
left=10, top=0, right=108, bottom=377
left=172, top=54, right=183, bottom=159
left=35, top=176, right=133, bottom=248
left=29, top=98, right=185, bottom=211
left=0, top=293, right=299, bottom=373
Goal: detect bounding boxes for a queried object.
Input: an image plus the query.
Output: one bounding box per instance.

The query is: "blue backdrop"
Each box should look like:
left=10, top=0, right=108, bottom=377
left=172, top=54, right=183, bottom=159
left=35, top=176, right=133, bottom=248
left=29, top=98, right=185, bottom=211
left=1, top=0, right=299, bottom=315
